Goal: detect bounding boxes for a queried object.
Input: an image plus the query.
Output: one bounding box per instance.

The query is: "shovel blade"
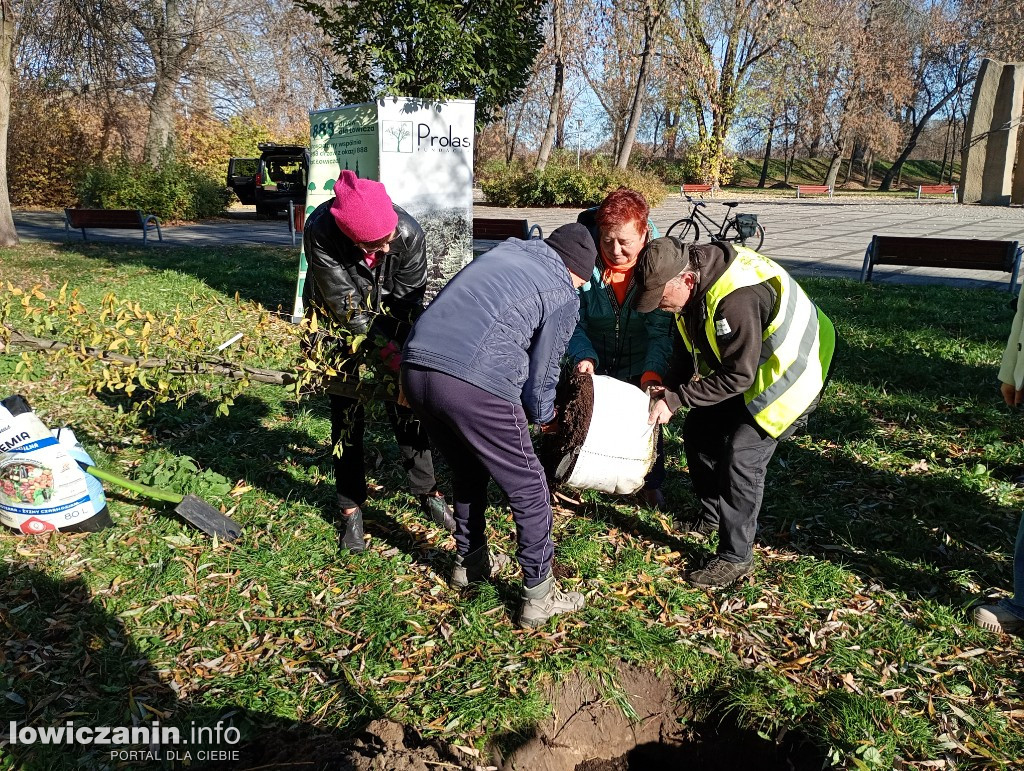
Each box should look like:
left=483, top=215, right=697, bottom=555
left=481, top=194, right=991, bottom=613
left=175, top=495, right=243, bottom=541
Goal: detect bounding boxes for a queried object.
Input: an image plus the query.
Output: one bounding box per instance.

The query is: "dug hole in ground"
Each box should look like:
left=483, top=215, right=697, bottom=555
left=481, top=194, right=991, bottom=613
left=214, top=661, right=824, bottom=770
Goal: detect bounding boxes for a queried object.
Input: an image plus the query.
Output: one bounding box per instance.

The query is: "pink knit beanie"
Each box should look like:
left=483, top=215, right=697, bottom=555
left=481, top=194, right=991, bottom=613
left=329, top=170, right=398, bottom=243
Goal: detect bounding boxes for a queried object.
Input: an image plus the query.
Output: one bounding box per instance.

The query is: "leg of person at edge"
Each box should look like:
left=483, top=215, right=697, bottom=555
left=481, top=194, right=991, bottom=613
left=635, top=237, right=836, bottom=589
left=569, top=189, right=673, bottom=511
left=973, top=281, right=1024, bottom=636
left=401, top=224, right=597, bottom=628
left=302, top=170, right=455, bottom=552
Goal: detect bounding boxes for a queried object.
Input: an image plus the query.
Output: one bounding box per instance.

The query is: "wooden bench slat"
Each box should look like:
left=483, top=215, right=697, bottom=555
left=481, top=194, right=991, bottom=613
left=680, top=183, right=716, bottom=198
left=861, top=235, right=1022, bottom=291
left=472, top=218, right=529, bottom=240
left=917, top=184, right=958, bottom=200
left=64, top=208, right=162, bottom=245
left=796, top=185, right=833, bottom=199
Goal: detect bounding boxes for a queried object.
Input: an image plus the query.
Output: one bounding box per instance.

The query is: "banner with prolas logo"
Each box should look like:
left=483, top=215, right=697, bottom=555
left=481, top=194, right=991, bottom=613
left=290, top=97, right=476, bottom=321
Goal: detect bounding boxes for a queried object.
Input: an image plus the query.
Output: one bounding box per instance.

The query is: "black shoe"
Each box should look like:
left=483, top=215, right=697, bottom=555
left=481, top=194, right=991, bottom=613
left=688, top=556, right=753, bottom=587
left=419, top=493, right=456, bottom=533
left=451, top=544, right=512, bottom=588
left=678, top=518, right=717, bottom=537
left=339, top=508, right=366, bottom=552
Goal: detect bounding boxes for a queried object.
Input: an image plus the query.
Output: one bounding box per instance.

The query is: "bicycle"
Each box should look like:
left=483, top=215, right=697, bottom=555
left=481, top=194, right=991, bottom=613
left=665, top=195, right=765, bottom=252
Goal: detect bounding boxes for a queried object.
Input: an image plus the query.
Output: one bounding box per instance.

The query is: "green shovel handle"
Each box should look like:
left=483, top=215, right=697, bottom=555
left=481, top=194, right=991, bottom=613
left=78, top=462, right=184, bottom=505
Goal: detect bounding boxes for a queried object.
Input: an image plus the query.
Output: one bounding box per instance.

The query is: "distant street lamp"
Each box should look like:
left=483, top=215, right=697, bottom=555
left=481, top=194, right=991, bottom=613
left=576, top=119, right=584, bottom=168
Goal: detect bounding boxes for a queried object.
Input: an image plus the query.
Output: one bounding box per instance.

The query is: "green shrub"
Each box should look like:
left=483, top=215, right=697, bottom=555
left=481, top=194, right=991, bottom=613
left=74, top=157, right=232, bottom=221
left=480, top=158, right=667, bottom=207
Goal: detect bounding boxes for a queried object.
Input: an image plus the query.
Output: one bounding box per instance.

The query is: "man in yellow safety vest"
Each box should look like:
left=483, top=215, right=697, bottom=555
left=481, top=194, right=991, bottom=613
left=633, top=237, right=836, bottom=588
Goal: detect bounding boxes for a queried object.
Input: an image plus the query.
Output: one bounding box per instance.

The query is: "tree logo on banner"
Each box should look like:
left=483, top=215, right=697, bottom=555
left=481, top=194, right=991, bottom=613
left=382, top=121, right=413, bottom=153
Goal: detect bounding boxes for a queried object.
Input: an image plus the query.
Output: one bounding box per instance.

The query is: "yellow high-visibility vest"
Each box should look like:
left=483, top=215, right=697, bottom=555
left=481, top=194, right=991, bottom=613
left=675, top=245, right=835, bottom=437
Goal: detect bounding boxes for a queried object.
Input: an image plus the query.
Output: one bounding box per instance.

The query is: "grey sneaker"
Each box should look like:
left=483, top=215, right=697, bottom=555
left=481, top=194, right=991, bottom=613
left=339, top=508, right=366, bottom=553
left=419, top=492, right=456, bottom=533
left=973, top=603, right=1024, bottom=636
left=689, top=556, right=753, bottom=587
left=451, top=545, right=511, bottom=589
left=518, top=572, right=584, bottom=628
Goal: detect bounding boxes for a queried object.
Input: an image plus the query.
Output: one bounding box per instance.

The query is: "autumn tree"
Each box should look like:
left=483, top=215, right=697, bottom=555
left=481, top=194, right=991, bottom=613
left=878, top=0, right=979, bottom=191
left=0, top=0, right=15, bottom=245
left=806, top=0, right=913, bottom=187
left=664, top=0, right=792, bottom=186
left=581, top=0, right=665, bottom=166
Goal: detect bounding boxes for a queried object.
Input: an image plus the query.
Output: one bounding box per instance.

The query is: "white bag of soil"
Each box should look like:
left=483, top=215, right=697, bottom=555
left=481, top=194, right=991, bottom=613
left=552, top=374, right=656, bottom=495
left=0, top=395, right=111, bottom=534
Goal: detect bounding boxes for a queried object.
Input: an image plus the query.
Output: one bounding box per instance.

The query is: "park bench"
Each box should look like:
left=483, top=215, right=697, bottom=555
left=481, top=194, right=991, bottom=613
left=64, top=208, right=162, bottom=245
left=680, top=183, right=716, bottom=198
left=472, top=217, right=543, bottom=257
left=861, top=235, right=1023, bottom=292
left=796, top=185, right=834, bottom=199
left=917, top=184, right=958, bottom=201
left=288, top=201, right=306, bottom=246
left=471, top=218, right=543, bottom=241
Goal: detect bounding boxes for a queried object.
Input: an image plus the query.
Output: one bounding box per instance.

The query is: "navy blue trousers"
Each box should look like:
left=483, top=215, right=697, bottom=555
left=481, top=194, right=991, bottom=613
left=402, top=365, right=553, bottom=587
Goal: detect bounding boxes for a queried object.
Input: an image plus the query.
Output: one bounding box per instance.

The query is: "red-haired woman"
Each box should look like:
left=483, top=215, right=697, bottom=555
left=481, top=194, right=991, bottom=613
left=569, top=188, right=673, bottom=508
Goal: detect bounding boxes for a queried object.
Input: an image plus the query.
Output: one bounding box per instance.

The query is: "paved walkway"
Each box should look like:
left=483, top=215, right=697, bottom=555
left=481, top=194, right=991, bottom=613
left=19, top=210, right=300, bottom=249
left=21, top=195, right=1024, bottom=291
left=479, top=193, right=1024, bottom=291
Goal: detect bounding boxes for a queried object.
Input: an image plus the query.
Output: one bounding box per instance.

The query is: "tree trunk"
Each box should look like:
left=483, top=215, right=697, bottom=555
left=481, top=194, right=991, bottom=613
left=862, top=149, right=873, bottom=187
left=664, top=108, right=679, bottom=160
left=843, top=155, right=854, bottom=184
left=145, top=70, right=179, bottom=165
left=616, top=0, right=659, bottom=170
left=939, top=113, right=953, bottom=183
left=824, top=139, right=846, bottom=187
left=757, top=121, right=774, bottom=188
left=0, top=0, right=18, bottom=246
left=879, top=86, right=964, bottom=192
left=535, top=0, right=563, bottom=172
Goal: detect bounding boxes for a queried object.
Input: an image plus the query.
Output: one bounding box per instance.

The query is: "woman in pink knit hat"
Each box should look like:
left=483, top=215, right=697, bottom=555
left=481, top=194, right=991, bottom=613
left=302, top=170, right=454, bottom=552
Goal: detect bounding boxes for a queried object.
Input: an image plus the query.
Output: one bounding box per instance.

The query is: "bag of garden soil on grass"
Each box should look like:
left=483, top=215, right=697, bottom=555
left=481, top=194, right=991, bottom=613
left=0, top=395, right=111, bottom=534
left=544, top=371, right=656, bottom=494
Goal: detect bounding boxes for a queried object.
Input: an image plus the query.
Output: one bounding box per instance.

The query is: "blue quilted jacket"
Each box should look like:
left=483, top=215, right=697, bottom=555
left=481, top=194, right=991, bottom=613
left=402, top=238, right=580, bottom=424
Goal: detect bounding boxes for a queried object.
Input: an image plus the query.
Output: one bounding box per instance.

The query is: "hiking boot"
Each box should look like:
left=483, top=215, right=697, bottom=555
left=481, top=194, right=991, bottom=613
left=339, top=508, right=366, bottom=553
left=518, top=572, right=584, bottom=629
left=689, top=556, right=753, bottom=587
left=636, top=486, right=666, bottom=510
left=973, top=602, right=1024, bottom=636
left=678, top=518, right=717, bottom=537
left=450, top=545, right=512, bottom=589
left=419, top=492, right=456, bottom=533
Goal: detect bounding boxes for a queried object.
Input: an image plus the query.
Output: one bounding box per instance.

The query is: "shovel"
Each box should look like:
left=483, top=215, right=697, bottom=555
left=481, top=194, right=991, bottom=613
left=76, top=461, right=243, bottom=541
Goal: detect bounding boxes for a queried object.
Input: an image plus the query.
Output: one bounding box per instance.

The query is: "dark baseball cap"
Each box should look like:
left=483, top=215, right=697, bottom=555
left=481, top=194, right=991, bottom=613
left=633, top=237, right=689, bottom=313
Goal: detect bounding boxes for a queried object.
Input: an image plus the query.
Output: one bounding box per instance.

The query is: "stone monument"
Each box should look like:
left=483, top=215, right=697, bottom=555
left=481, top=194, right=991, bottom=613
left=960, top=58, right=1024, bottom=206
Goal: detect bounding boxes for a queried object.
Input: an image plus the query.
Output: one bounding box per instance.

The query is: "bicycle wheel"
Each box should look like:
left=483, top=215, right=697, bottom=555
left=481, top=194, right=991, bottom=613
left=722, top=219, right=765, bottom=251
left=665, top=218, right=700, bottom=243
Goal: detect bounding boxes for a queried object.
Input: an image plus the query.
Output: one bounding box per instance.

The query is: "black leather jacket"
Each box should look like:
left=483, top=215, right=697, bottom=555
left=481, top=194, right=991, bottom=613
left=302, top=199, right=427, bottom=346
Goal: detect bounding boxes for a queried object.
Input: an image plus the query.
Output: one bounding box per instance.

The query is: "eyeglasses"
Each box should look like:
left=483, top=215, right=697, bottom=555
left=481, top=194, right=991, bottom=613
left=355, top=230, right=398, bottom=255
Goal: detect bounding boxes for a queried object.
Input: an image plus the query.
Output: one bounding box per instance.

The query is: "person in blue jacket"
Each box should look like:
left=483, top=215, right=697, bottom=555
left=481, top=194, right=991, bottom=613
left=570, top=188, right=674, bottom=509
left=401, top=224, right=596, bottom=629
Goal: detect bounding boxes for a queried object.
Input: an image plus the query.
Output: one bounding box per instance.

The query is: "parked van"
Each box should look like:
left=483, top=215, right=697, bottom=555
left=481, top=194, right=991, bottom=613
left=227, top=143, right=309, bottom=219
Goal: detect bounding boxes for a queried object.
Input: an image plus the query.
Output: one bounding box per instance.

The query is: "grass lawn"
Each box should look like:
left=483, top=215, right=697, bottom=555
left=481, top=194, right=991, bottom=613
left=1, top=241, right=1022, bottom=769
left=728, top=157, right=960, bottom=193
